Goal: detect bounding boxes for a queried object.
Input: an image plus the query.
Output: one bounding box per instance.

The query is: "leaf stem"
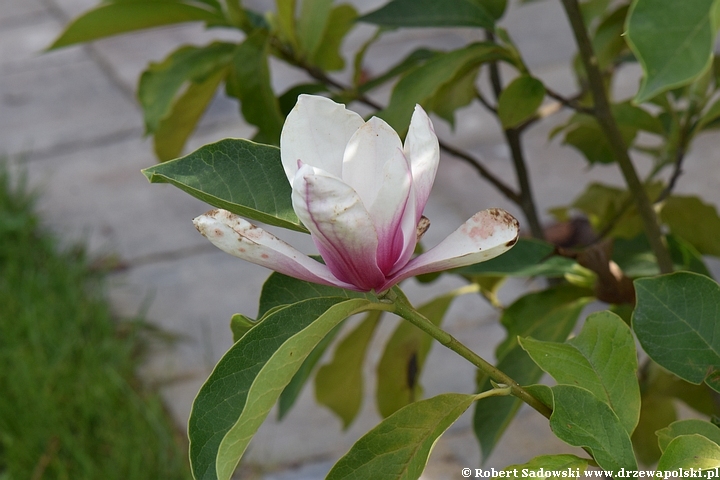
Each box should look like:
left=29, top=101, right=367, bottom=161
left=559, top=0, right=674, bottom=274
left=386, top=287, right=552, bottom=419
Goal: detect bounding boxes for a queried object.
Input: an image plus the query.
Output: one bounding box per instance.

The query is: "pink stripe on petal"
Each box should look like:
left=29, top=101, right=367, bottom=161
left=384, top=209, right=520, bottom=289
left=292, top=165, right=386, bottom=291
left=193, top=209, right=355, bottom=290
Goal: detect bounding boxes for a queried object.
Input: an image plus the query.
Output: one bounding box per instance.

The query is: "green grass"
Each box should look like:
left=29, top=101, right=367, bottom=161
left=0, top=163, right=191, bottom=480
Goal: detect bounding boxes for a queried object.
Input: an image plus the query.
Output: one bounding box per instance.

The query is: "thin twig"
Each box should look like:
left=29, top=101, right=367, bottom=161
left=560, top=0, right=673, bottom=274
left=476, top=91, right=497, bottom=113
left=545, top=86, right=594, bottom=114
left=484, top=31, right=545, bottom=239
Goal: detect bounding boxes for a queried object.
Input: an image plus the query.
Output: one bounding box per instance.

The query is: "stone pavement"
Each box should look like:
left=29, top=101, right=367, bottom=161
left=3, top=0, right=720, bottom=478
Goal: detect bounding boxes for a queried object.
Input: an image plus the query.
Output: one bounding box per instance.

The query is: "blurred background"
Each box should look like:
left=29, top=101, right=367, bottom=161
left=3, top=0, right=720, bottom=478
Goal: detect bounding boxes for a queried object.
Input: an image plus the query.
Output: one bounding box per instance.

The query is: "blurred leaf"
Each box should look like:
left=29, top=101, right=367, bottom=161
left=376, top=287, right=473, bottom=418
left=593, top=5, right=629, bottom=70
left=481, top=0, right=508, bottom=20
left=326, top=393, right=478, bottom=480
left=500, top=455, right=588, bottom=479
left=427, top=67, right=479, bottom=127
left=456, top=238, right=578, bottom=278
left=297, top=0, right=333, bottom=58
left=142, top=139, right=305, bottom=232
left=558, top=182, right=663, bottom=238
left=154, top=67, right=227, bottom=161
left=662, top=195, right=720, bottom=257
left=230, top=313, right=257, bottom=343
left=273, top=0, right=298, bottom=49
left=227, top=30, right=284, bottom=145
left=613, top=234, right=712, bottom=278
left=315, top=311, right=382, bottom=428
left=656, top=434, right=720, bottom=471
left=310, top=4, right=357, bottom=71
left=657, top=420, right=720, bottom=453
left=360, top=0, right=495, bottom=29
left=626, top=0, right=717, bottom=103
left=49, top=1, right=227, bottom=49
left=189, top=297, right=380, bottom=480
left=258, top=272, right=371, bottom=317
left=520, top=311, right=640, bottom=434
left=633, top=272, right=720, bottom=389
left=549, top=385, right=638, bottom=471
left=498, top=75, right=546, bottom=129
left=474, top=285, right=592, bottom=461
left=139, top=42, right=235, bottom=134
left=632, top=395, right=676, bottom=465
left=380, top=43, right=512, bottom=131
left=278, top=320, right=346, bottom=419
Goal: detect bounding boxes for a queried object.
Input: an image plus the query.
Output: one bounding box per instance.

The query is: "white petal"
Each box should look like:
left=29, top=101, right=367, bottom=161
left=404, top=105, right=439, bottom=218
left=342, top=116, right=404, bottom=209
left=193, top=209, right=354, bottom=289
left=280, top=95, right=364, bottom=183
left=292, top=164, right=386, bottom=291
left=385, top=208, right=520, bottom=288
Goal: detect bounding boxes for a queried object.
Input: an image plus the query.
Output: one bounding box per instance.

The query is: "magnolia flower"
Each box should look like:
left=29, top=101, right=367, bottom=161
left=193, top=95, right=519, bottom=293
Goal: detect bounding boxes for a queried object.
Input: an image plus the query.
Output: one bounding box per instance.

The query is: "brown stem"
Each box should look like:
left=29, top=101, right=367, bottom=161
left=560, top=0, right=673, bottom=273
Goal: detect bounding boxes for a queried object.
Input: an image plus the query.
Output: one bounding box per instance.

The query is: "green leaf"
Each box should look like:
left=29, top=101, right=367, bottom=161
left=657, top=434, right=720, bottom=472
left=549, top=385, right=638, bottom=472
left=309, top=4, right=357, bottom=71
left=277, top=320, right=346, bottom=420
left=273, top=0, right=298, bottom=49
left=657, top=420, right=720, bottom=453
left=593, top=5, right=630, bottom=70
left=613, top=234, right=712, bottom=278
left=379, top=43, right=512, bottom=131
left=520, top=311, right=640, bottom=435
left=426, top=67, right=479, bottom=128
left=153, top=67, right=227, bottom=161
left=297, top=0, right=333, bottom=59
left=376, top=287, right=473, bottom=418
left=662, top=195, right=720, bottom=257
left=49, top=1, right=226, bottom=49
left=142, top=138, right=304, bottom=231
left=359, top=0, right=495, bottom=29
left=500, top=454, right=589, bottom=479
left=138, top=42, right=235, bottom=134
left=632, top=395, right=676, bottom=465
left=258, top=272, right=370, bottom=317
left=226, top=30, right=284, bottom=145
left=315, top=311, right=382, bottom=428
left=188, top=297, right=381, bottom=480
left=481, top=0, right=508, bottom=20
left=230, top=313, right=256, bottom=342
left=497, top=75, right=546, bottom=129
left=633, top=272, right=720, bottom=388
left=474, top=285, right=592, bottom=461
left=455, top=238, right=579, bottom=278
left=326, top=393, right=478, bottom=480
left=626, top=0, right=717, bottom=103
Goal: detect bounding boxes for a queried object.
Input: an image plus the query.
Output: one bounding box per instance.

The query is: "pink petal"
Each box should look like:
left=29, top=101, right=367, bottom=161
left=385, top=208, right=520, bottom=289
left=292, top=164, right=386, bottom=291
left=280, top=95, right=364, bottom=183
left=404, top=105, right=439, bottom=219
left=193, top=209, right=354, bottom=290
